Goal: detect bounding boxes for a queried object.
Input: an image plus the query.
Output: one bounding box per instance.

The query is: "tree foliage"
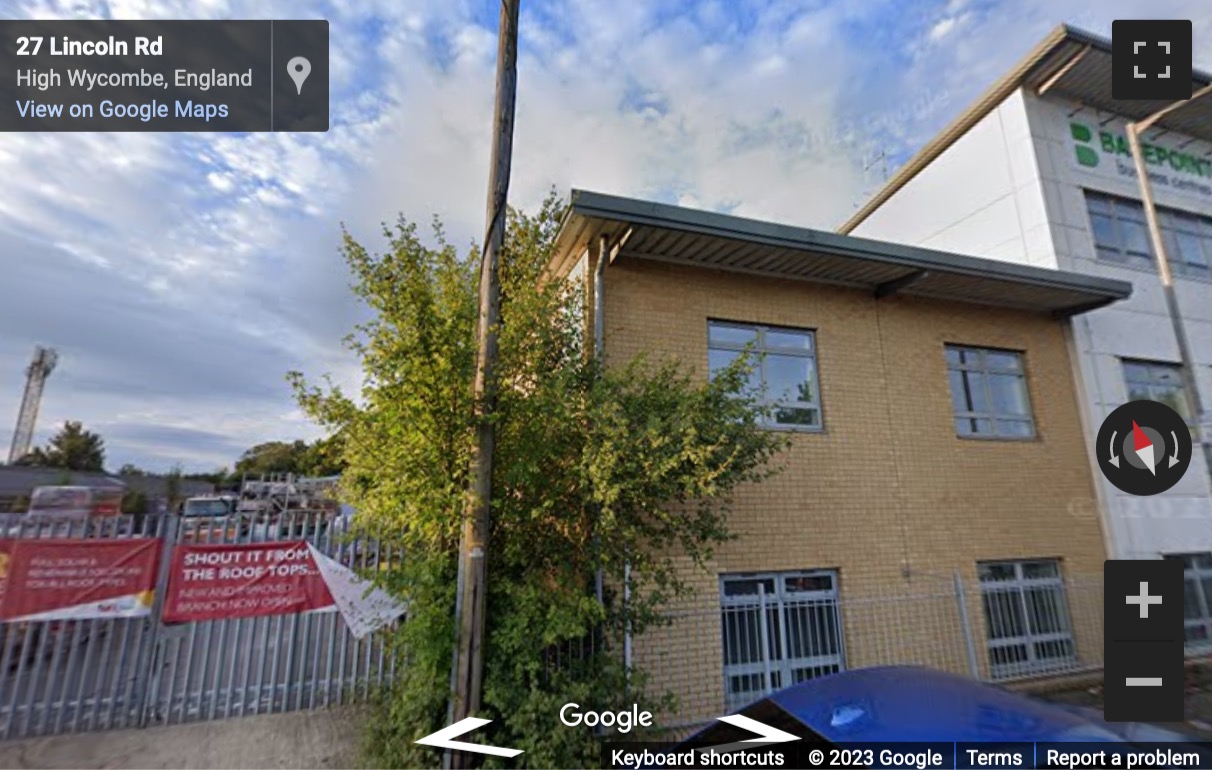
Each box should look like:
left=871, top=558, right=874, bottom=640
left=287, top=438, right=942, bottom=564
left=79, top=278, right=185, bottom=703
left=289, top=194, right=786, bottom=768
left=18, top=420, right=106, bottom=472
left=164, top=465, right=184, bottom=513
left=233, top=435, right=346, bottom=478
left=121, top=488, right=150, bottom=514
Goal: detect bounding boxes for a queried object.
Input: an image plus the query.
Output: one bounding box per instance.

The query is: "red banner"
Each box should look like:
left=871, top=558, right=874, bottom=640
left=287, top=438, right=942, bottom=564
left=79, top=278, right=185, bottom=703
left=162, top=541, right=335, bottom=623
left=0, top=539, right=12, bottom=612
left=0, top=538, right=160, bottom=621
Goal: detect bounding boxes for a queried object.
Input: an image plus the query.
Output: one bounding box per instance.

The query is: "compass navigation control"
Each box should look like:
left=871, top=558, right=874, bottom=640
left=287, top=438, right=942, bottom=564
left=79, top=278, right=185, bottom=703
left=1096, top=400, right=1191, bottom=496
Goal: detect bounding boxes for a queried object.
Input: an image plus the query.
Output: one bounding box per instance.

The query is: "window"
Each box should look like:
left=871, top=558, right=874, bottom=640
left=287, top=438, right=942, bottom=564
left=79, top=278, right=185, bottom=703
left=708, top=321, right=822, bottom=429
left=978, top=559, right=1076, bottom=679
left=945, top=346, right=1035, bottom=439
left=1160, top=209, right=1212, bottom=277
left=1164, top=553, right=1212, bottom=649
left=1123, top=359, right=1191, bottom=422
left=720, top=570, right=843, bottom=711
left=1085, top=192, right=1212, bottom=278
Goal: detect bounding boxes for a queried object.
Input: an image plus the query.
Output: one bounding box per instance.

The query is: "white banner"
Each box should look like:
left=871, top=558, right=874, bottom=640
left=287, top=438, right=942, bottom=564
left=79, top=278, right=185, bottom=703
left=307, top=544, right=407, bottom=639
left=7, top=591, right=154, bottom=623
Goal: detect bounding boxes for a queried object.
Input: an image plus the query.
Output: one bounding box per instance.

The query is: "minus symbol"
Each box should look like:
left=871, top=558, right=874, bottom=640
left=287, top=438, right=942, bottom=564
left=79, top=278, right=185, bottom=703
left=1125, top=677, right=1163, bottom=686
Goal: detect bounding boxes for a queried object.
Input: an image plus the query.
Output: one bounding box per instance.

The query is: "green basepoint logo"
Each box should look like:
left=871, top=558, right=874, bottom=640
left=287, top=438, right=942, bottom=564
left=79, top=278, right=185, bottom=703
left=1070, top=121, right=1212, bottom=179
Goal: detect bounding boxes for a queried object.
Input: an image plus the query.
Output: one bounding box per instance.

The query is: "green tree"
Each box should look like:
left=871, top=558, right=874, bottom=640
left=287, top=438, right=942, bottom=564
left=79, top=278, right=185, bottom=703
left=184, top=467, right=236, bottom=488
left=117, top=463, right=146, bottom=476
left=233, top=437, right=346, bottom=478
left=289, top=197, right=785, bottom=767
left=19, top=421, right=106, bottom=471
left=298, top=433, right=347, bottom=477
left=233, top=440, right=309, bottom=476
left=121, top=488, right=149, bottom=514
left=164, top=465, right=183, bottom=513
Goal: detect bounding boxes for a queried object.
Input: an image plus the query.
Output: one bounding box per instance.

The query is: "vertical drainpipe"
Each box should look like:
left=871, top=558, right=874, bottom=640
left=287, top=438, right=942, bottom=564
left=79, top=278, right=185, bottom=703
left=592, top=235, right=633, bottom=680
left=594, top=235, right=607, bottom=606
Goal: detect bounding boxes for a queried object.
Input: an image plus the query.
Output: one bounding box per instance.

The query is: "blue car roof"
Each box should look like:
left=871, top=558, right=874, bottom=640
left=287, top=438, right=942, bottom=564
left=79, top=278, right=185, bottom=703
left=711, top=667, right=1112, bottom=743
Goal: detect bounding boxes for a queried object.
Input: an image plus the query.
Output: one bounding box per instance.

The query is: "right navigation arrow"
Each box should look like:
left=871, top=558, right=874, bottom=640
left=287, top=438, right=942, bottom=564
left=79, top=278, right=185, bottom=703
left=694, top=713, right=800, bottom=756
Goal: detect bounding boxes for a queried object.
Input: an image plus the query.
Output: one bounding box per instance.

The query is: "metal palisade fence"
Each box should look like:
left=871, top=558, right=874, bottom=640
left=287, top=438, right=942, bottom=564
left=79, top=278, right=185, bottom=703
left=0, top=511, right=401, bottom=741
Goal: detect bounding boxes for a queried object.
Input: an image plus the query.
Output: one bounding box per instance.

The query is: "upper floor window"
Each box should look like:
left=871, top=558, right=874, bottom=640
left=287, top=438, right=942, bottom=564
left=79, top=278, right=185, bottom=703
left=708, top=321, right=821, bottom=430
left=945, top=345, right=1035, bottom=439
left=1086, top=192, right=1211, bottom=278
left=1123, top=359, right=1191, bottom=422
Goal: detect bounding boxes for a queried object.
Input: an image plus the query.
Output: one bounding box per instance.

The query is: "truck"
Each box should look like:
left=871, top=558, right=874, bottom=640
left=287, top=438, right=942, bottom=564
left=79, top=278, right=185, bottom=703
left=179, top=494, right=244, bottom=542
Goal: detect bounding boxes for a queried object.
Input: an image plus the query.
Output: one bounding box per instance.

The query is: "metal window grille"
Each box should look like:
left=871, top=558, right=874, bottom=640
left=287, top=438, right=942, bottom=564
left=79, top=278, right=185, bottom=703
left=707, top=321, right=823, bottom=430
left=978, top=559, right=1076, bottom=679
left=945, top=345, right=1035, bottom=439
left=718, top=570, right=843, bottom=712
left=1164, top=553, right=1212, bottom=650
left=1086, top=191, right=1212, bottom=277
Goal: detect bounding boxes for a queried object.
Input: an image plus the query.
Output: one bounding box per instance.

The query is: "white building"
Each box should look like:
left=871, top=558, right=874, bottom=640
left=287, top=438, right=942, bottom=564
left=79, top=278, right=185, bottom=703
left=841, top=25, right=1212, bottom=636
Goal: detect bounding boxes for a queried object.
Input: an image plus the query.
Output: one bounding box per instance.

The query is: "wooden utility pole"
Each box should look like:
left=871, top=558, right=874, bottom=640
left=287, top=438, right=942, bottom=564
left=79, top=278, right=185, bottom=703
left=449, top=0, right=519, bottom=765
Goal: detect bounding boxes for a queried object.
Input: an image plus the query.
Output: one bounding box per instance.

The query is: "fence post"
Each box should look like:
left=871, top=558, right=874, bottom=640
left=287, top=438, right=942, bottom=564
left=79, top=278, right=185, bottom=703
left=134, top=513, right=179, bottom=727
left=953, top=570, right=981, bottom=679
left=757, top=585, right=773, bottom=695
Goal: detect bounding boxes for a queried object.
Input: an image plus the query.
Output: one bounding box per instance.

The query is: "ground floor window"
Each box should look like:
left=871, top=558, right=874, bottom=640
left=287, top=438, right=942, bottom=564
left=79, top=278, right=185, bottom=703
left=1165, top=553, right=1212, bottom=649
left=978, top=559, right=1075, bottom=679
left=719, top=570, right=843, bottom=711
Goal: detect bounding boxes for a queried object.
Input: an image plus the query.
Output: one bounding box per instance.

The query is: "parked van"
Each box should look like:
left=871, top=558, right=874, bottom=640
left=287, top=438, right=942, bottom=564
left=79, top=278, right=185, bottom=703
left=3, top=485, right=126, bottom=538
left=27, top=485, right=123, bottom=520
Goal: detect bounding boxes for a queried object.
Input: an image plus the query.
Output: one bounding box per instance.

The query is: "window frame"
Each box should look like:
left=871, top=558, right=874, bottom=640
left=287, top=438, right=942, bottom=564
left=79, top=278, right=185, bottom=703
left=1121, top=358, right=1193, bottom=424
left=977, top=558, right=1077, bottom=680
left=1085, top=190, right=1212, bottom=279
left=719, top=569, right=845, bottom=712
left=945, top=345, right=1037, bottom=441
left=1164, top=553, right=1212, bottom=650
left=707, top=320, right=824, bottom=432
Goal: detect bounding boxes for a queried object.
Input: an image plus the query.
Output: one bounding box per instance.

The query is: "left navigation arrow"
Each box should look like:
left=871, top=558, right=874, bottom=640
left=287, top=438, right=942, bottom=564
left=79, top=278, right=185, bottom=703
left=415, top=717, right=524, bottom=758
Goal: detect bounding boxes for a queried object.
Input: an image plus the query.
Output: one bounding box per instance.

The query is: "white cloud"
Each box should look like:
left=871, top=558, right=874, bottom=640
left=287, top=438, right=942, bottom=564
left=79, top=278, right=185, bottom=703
left=2, top=0, right=1210, bottom=472
left=928, top=15, right=962, bottom=42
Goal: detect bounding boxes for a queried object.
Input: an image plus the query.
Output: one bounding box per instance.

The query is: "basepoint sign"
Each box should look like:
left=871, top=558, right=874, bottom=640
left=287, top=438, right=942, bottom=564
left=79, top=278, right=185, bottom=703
left=1069, top=120, right=1212, bottom=200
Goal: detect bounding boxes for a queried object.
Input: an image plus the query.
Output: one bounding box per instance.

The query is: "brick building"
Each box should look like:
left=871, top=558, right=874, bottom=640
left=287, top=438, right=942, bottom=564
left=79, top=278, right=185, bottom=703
left=549, top=189, right=1130, bottom=725
left=838, top=25, right=1212, bottom=582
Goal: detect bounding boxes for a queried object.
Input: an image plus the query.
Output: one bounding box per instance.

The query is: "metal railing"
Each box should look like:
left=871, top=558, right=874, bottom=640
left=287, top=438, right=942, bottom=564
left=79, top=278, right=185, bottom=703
left=0, top=511, right=399, bottom=741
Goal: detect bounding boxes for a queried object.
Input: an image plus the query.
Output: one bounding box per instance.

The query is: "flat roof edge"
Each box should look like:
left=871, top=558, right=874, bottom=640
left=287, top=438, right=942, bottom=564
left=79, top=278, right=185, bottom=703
left=568, top=188, right=1133, bottom=303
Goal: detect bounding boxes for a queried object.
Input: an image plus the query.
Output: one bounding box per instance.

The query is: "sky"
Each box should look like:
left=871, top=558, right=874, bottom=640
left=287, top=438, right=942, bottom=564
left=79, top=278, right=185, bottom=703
left=1, top=0, right=1210, bottom=474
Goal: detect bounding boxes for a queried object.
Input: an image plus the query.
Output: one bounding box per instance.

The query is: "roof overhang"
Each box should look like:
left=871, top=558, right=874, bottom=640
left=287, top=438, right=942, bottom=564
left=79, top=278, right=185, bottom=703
left=550, top=190, right=1131, bottom=317
left=840, top=24, right=1212, bottom=233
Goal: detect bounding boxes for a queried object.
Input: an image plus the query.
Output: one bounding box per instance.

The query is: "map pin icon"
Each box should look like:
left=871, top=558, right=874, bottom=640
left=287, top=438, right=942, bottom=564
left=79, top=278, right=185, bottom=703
left=287, top=56, right=311, bottom=95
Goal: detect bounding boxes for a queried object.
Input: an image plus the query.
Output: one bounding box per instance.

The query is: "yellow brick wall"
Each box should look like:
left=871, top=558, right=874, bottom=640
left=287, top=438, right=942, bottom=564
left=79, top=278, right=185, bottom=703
left=600, top=259, right=1108, bottom=725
